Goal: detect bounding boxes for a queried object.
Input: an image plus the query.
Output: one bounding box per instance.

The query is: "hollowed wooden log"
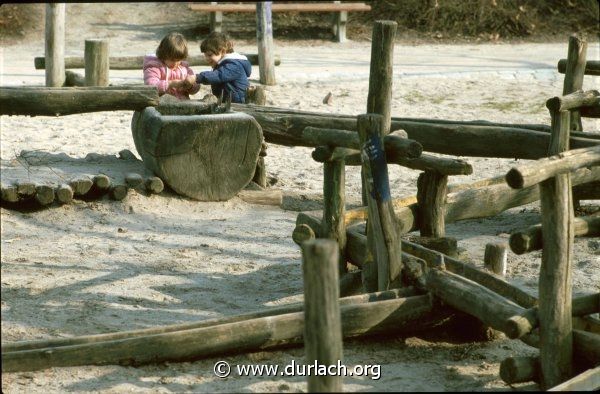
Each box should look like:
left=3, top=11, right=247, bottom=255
left=131, top=107, right=263, bottom=201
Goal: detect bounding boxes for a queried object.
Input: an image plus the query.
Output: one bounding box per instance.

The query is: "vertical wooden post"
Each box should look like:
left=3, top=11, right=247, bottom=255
left=256, top=2, right=276, bottom=86
left=251, top=91, right=268, bottom=188
left=416, top=171, right=448, bottom=237
left=538, top=108, right=574, bottom=389
left=45, top=3, right=66, bottom=87
left=562, top=35, right=587, bottom=132
left=209, top=2, right=223, bottom=33
left=362, top=20, right=397, bottom=206
left=484, top=242, right=507, bottom=276
left=322, top=159, right=347, bottom=275
left=332, top=2, right=347, bottom=43
left=357, top=114, right=402, bottom=292
left=301, top=239, right=343, bottom=393
left=84, top=39, right=109, bottom=87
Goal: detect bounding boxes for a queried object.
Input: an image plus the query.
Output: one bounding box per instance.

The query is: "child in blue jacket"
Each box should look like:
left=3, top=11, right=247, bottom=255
left=195, top=32, right=252, bottom=104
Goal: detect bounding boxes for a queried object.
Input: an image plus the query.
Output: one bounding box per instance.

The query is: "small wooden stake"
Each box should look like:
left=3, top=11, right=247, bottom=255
left=484, top=243, right=507, bottom=276
left=322, top=158, right=347, bottom=274
left=301, top=239, right=343, bottom=392
left=85, top=39, right=109, bottom=87
left=44, top=3, right=65, bottom=87
left=417, top=171, right=448, bottom=237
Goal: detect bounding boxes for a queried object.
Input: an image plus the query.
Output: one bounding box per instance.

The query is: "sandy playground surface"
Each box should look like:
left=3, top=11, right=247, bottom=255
left=1, top=3, right=599, bottom=392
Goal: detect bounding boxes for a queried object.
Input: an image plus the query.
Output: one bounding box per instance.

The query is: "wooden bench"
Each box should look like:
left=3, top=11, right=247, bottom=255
left=188, top=2, right=372, bottom=43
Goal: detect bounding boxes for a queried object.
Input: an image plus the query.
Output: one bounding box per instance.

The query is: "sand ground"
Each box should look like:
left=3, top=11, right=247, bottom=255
left=1, top=3, right=599, bottom=392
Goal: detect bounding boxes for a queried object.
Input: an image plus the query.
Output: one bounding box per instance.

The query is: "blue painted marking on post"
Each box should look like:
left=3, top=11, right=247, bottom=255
left=363, top=134, right=391, bottom=202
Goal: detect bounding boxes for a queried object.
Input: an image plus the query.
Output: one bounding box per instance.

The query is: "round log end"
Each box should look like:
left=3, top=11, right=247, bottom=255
left=146, top=177, right=164, bottom=194
left=311, top=146, right=332, bottom=163
left=545, top=96, right=561, bottom=112
left=35, top=185, right=55, bottom=206
left=505, top=315, right=532, bottom=339
left=292, top=224, right=316, bottom=246
left=110, top=184, right=128, bottom=201
left=55, top=184, right=74, bottom=204
left=93, top=174, right=111, bottom=190
left=505, top=168, right=525, bottom=189
left=407, top=140, right=423, bottom=159
left=509, top=232, right=530, bottom=255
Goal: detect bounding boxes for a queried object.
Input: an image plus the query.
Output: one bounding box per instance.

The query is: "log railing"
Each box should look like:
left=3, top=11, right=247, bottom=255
left=503, top=89, right=600, bottom=389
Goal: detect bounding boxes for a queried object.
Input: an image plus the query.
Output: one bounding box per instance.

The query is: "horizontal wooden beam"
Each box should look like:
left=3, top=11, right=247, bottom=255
left=34, top=53, right=281, bottom=70
left=509, top=213, right=600, bottom=255
left=302, top=126, right=423, bottom=158
left=1, top=286, right=419, bottom=353
left=0, top=86, right=159, bottom=116
left=557, top=59, right=600, bottom=76
left=312, top=145, right=473, bottom=175
left=505, top=145, right=600, bottom=189
left=2, top=294, right=440, bottom=372
left=189, top=2, right=371, bottom=12
left=505, top=293, right=600, bottom=339
left=546, top=89, right=600, bottom=112
left=230, top=104, right=600, bottom=159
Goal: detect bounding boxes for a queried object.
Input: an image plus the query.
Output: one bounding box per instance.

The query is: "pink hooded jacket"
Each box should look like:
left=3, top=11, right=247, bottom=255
left=143, top=55, right=201, bottom=100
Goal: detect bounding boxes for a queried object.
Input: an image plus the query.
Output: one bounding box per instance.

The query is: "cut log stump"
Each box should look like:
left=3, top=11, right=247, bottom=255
left=132, top=107, right=263, bottom=201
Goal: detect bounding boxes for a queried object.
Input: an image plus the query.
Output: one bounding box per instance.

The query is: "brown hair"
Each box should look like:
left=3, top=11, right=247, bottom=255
left=156, top=32, right=189, bottom=62
left=200, top=32, right=234, bottom=55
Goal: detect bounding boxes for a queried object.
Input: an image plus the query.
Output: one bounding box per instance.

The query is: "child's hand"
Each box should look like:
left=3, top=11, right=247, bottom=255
left=183, top=75, right=196, bottom=89
left=168, top=79, right=183, bottom=90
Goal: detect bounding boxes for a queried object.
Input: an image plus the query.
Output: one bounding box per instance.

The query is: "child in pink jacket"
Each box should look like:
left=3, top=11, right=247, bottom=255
left=143, top=32, right=200, bottom=100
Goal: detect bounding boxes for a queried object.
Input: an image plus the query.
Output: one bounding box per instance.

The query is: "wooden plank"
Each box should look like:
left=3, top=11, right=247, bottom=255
left=189, top=3, right=372, bottom=12
left=548, top=366, right=600, bottom=391
left=301, top=240, right=343, bottom=392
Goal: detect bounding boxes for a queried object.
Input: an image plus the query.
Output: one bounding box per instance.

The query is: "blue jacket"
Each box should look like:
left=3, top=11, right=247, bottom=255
left=196, top=53, right=252, bottom=104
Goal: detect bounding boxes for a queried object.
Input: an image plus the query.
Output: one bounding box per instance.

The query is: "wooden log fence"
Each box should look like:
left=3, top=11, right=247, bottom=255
left=34, top=54, right=281, bottom=70
left=0, top=86, right=159, bottom=116
left=230, top=104, right=600, bottom=159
